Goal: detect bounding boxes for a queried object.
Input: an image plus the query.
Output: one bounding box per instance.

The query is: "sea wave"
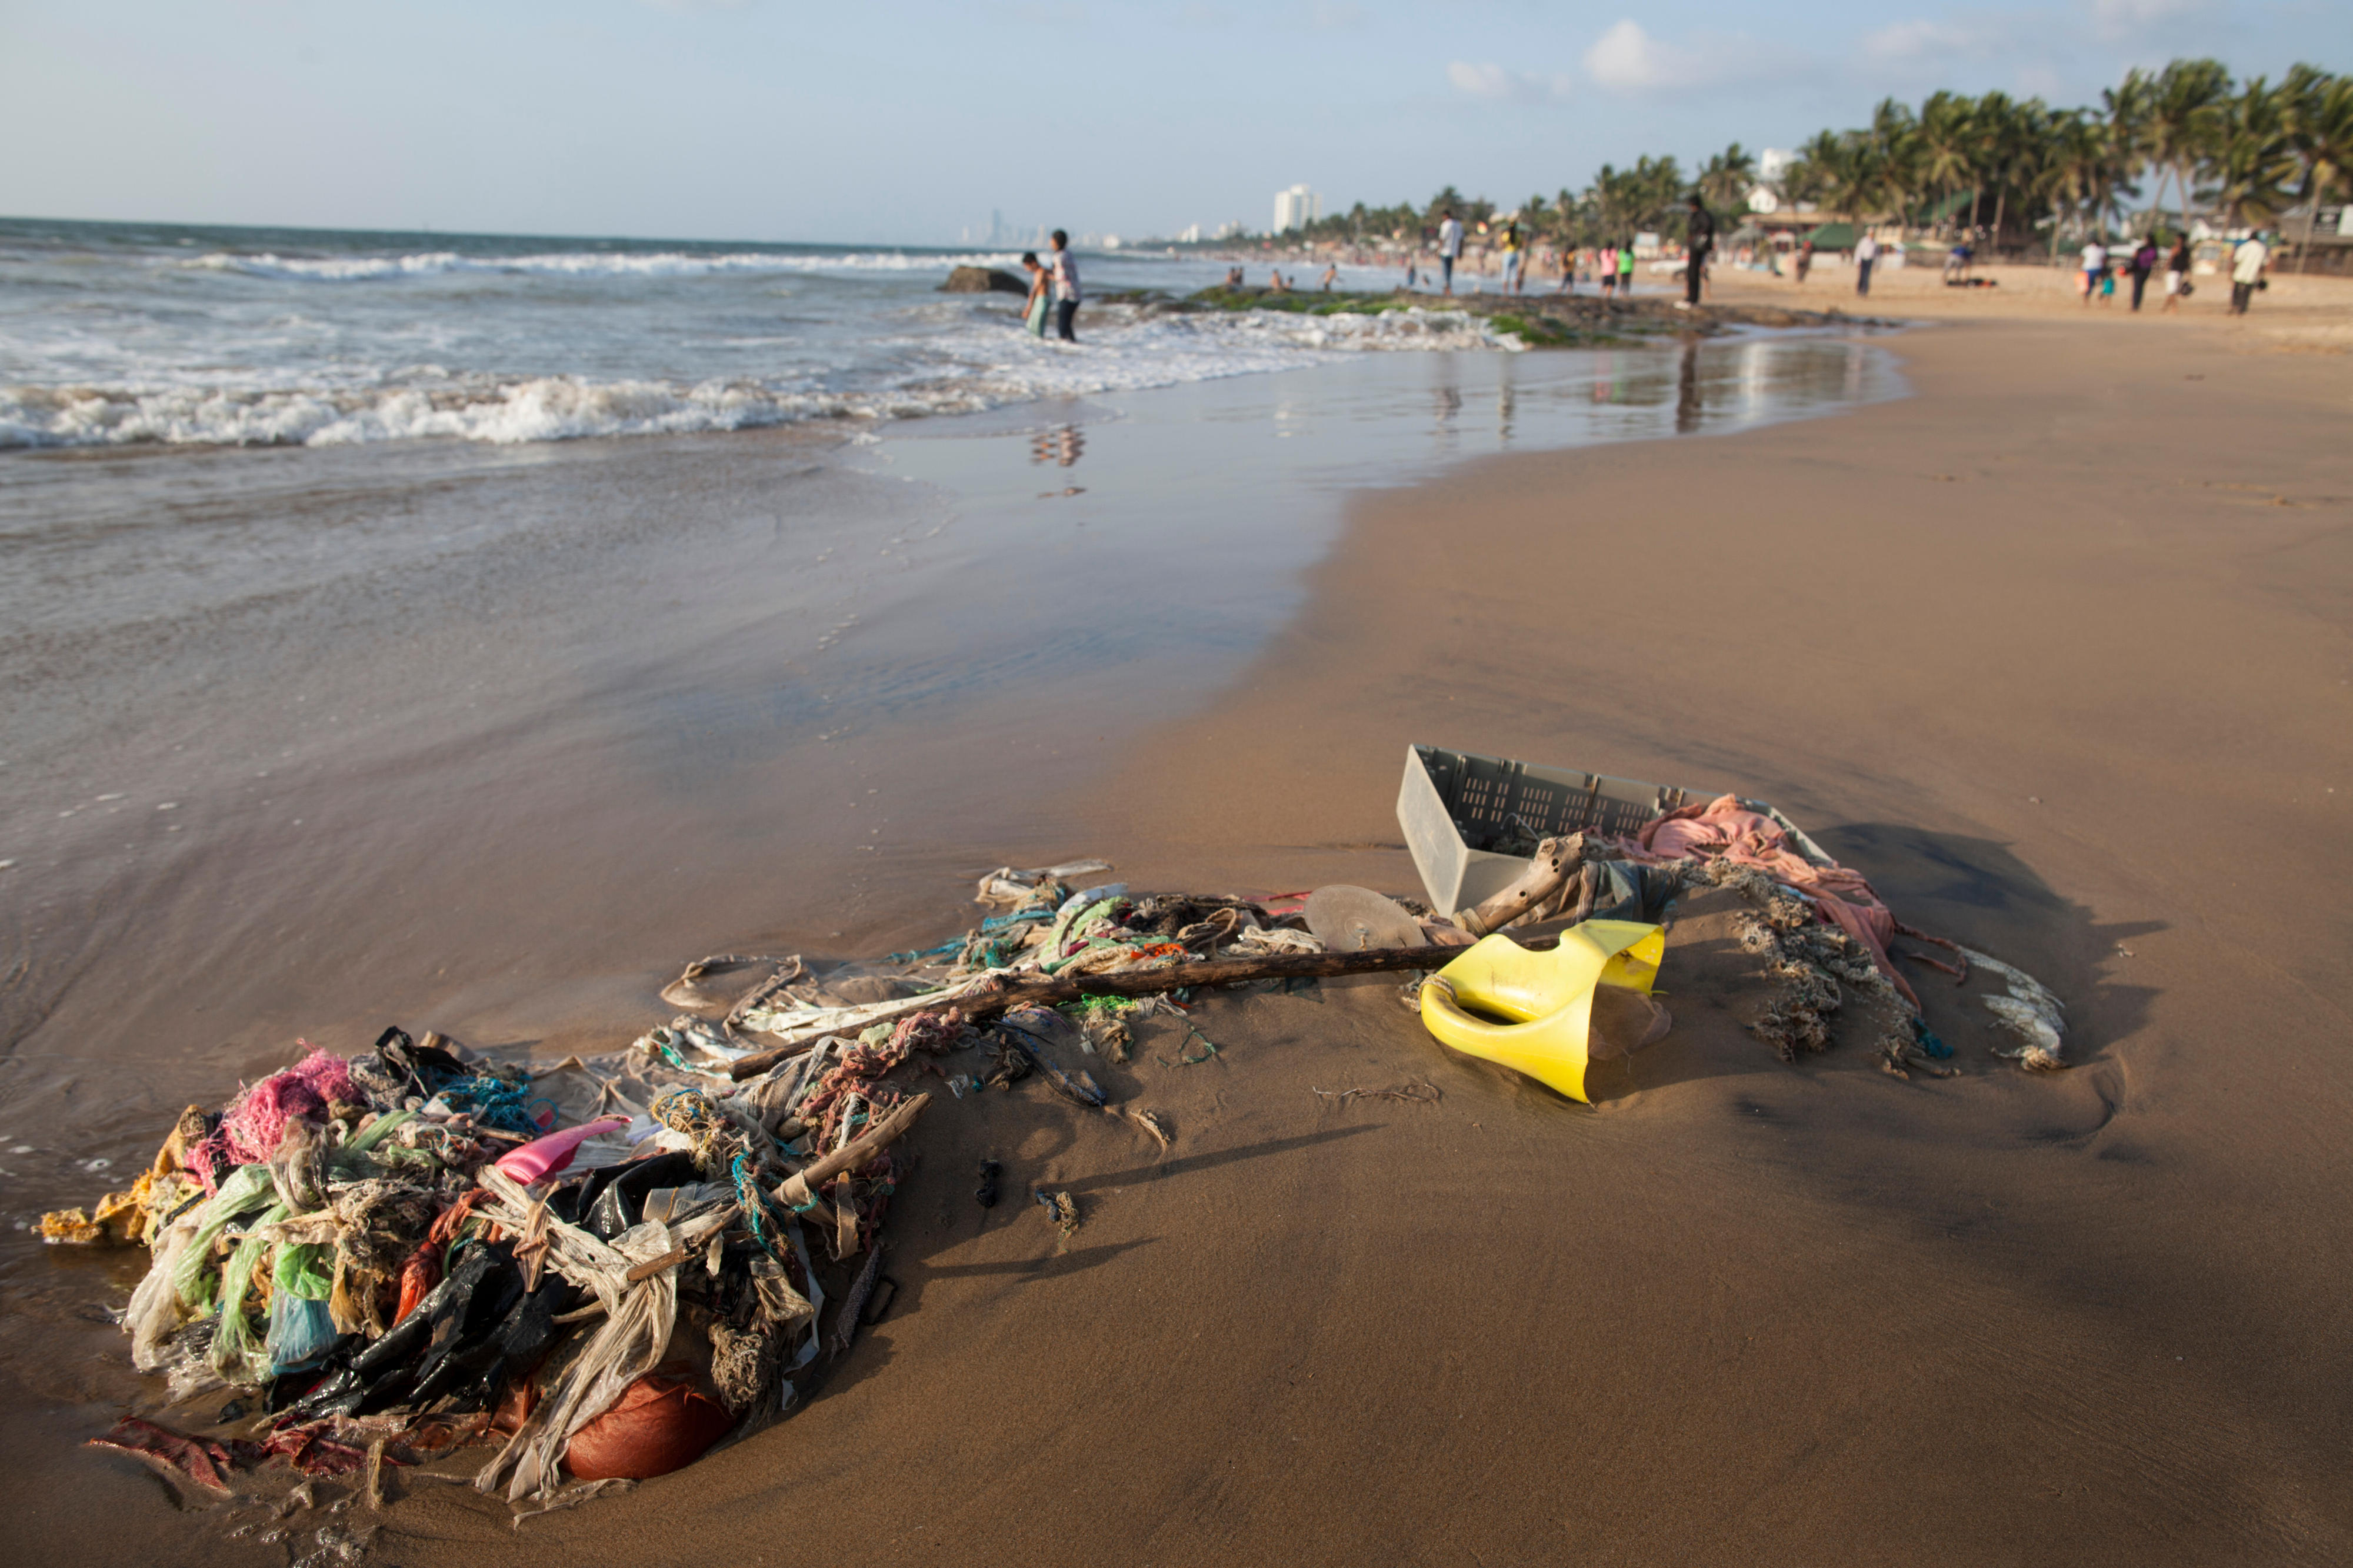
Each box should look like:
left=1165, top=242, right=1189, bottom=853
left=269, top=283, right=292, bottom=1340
left=182, top=248, right=1031, bottom=282
left=0, top=307, right=1517, bottom=448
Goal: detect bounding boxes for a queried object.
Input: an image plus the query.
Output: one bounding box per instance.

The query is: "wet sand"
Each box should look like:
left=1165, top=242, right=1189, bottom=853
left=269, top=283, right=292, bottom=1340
left=8, top=285, right=2352, bottom=1563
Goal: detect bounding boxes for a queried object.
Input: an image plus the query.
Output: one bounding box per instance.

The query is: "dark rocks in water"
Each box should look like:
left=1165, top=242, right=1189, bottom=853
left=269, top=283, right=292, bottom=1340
left=942, top=266, right=1025, bottom=295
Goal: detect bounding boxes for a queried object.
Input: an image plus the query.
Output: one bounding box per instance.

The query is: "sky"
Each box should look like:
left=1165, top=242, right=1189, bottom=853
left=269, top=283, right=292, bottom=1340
left=0, top=0, right=2337, bottom=245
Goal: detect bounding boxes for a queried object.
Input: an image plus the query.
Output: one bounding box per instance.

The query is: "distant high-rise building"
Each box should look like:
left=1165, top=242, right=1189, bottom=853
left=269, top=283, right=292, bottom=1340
left=1758, top=149, right=1794, bottom=185
left=1178, top=223, right=1202, bottom=243
left=1273, top=185, right=1322, bottom=233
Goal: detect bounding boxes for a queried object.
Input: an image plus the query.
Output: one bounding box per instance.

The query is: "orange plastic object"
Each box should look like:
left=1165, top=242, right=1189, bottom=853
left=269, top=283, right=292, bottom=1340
left=1417, top=919, right=1665, bottom=1102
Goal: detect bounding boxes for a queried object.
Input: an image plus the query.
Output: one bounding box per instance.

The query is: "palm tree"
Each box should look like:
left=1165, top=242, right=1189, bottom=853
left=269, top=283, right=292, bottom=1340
left=2104, top=69, right=2156, bottom=231
left=1868, top=98, right=1921, bottom=224
left=2282, top=65, right=2353, bottom=271
left=2206, top=76, right=2301, bottom=230
left=1697, top=144, right=1758, bottom=213
left=1915, top=91, right=1975, bottom=236
left=2044, top=109, right=2108, bottom=257
left=1782, top=130, right=1841, bottom=212
left=2144, top=58, right=2232, bottom=233
left=1585, top=164, right=1639, bottom=243
left=1963, top=91, right=2017, bottom=240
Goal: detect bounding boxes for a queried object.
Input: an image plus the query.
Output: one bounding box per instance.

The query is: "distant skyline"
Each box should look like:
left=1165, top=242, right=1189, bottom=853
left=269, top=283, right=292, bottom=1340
left=2, top=0, right=2337, bottom=246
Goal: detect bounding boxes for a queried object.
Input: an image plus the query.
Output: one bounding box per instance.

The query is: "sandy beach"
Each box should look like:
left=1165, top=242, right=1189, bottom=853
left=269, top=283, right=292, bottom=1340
left=6, top=271, right=2351, bottom=1564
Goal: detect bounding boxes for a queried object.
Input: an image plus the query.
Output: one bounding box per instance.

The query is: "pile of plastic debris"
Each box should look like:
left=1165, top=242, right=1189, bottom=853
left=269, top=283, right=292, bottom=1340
left=46, top=810, right=2069, bottom=1517
left=41, top=860, right=1330, bottom=1517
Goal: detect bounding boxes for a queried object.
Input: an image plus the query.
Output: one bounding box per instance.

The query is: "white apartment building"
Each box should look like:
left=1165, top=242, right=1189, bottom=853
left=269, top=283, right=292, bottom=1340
left=1273, top=185, right=1322, bottom=233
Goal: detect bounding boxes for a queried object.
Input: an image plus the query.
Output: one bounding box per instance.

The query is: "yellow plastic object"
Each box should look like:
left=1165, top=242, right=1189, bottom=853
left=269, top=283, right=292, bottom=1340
left=1417, top=919, right=1666, bottom=1102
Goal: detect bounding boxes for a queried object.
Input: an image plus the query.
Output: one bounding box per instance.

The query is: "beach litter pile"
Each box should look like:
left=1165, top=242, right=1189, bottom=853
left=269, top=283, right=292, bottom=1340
left=44, top=756, right=2069, bottom=1519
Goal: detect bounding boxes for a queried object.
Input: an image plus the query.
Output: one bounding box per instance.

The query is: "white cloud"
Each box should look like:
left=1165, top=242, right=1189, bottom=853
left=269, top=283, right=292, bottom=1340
left=1445, top=61, right=1571, bottom=102
left=1864, top=19, right=1977, bottom=61
left=1863, top=18, right=2008, bottom=61
left=1579, top=19, right=1786, bottom=93
left=2090, top=0, right=2211, bottom=37
left=1582, top=20, right=1684, bottom=91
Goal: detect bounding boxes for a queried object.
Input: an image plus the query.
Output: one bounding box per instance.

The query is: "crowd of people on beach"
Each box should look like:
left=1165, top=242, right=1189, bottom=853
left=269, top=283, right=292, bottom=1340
left=2072, top=230, right=2270, bottom=313
left=1009, top=200, right=2278, bottom=340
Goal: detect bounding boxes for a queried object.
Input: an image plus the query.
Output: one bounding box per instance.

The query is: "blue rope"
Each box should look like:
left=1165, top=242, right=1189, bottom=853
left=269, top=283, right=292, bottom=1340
left=439, top=1074, right=541, bottom=1135
left=732, top=1152, right=790, bottom=1263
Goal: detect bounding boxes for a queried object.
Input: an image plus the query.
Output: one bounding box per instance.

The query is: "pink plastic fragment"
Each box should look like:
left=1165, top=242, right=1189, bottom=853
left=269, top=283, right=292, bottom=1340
left=494, top=1116, right=630, bottom=1184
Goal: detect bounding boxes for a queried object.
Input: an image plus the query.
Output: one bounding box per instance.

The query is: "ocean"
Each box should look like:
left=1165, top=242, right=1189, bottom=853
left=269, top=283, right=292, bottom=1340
left=0, top=217, right=1510, bottom=448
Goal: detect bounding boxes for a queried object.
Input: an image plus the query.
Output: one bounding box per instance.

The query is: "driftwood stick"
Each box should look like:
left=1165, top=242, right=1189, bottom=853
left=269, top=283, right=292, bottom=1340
left=772, top=1093, right=934, bottom=1207
left=728, top=946, right=1520, bottom=1080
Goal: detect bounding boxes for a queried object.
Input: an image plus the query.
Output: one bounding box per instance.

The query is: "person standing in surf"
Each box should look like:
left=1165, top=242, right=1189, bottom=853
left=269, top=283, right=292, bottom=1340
left=1048, top=230, right=1081, bottom=342
left=1679, top=192, right=1715, bottom=310
left=1019, top=252, right=1052, bottom=338
left=1437, top=210, right=1464, bottom=296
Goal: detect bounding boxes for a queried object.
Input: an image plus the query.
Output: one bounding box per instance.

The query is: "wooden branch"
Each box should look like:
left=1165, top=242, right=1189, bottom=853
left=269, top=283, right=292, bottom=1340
left=727, top=946, right=1515, bottom=1080
left=789, top=1093, right=932, bottom=1188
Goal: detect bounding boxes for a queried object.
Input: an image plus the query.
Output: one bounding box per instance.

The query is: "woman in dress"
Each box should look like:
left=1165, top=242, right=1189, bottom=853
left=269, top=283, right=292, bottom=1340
left=1019, top=252, right=1051, bottom=338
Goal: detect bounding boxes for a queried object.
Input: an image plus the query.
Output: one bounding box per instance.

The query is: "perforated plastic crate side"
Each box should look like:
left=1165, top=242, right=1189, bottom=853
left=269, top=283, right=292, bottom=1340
left=1404, top=743, right=1834, bottom=914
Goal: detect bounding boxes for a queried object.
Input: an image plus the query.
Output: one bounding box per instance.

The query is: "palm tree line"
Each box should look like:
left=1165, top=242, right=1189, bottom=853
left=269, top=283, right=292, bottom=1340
left=1270, top=59, right=2352, bottom=271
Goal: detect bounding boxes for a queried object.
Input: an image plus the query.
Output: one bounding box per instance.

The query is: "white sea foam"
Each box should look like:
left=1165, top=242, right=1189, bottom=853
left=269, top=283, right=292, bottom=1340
left=183, top=249, right=1031, bottom=282
left=0, top=306, right=1514, bottom=449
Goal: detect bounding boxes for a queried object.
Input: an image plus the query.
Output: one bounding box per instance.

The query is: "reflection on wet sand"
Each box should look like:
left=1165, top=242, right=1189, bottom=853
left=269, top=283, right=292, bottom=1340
left=1029, top=425, right=1085, bottom=468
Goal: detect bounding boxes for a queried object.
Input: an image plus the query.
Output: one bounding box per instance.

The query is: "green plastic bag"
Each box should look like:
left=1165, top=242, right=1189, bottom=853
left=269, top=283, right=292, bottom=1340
left=169, top=1165, right=276, bottom=1315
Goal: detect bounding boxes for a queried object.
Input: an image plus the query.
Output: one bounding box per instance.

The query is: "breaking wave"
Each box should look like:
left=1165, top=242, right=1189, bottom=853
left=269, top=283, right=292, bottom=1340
left=0, top=307, right=1517, bottom=449
left=182, top=249, right=1032, bottom=282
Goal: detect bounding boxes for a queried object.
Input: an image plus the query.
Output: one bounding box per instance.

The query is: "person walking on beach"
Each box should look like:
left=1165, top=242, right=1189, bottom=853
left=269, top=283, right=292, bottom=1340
left=2078, top=237, right=2106, bottom=305
left=1320, top=261, right=1338, bottom=292
left=1437, top=210, right=1464, bottom=296
left=1597, top=242, right=1618, bottom=299
left=2229, top=231, right=2269, bottom=315
left=1048, top=230, right=1081, bottom=342
left=1795, top=238, right=1814, bottom=283
left=1680, top=192, right=1715, bottom=310
left=2129, top=236, right=2159, bottom=311
left=1854, top=229, right=1878, bottom=296
left=2161, top=233, right=2191, bottom=312
left=1498, top=219, right=1524, bottom=295
left=1617, top=241, right=1635, bottom=297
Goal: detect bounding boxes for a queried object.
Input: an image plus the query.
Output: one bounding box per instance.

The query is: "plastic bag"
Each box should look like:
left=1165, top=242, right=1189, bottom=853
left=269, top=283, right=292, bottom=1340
left=266, top=1295, right=341, bottom=1374
left=168, top=1164, right=277, bottom=1316
left=475, top=1219, right=679, bottom=1502
left=274, top=1242, right=335, bottom=1301
left=208, top=1199, right=290, bottom=1386
left=562, top=1373, right=733, bottom=1481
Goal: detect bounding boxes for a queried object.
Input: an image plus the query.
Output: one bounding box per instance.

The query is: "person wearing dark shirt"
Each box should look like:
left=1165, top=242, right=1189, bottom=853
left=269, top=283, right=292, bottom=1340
left=1681, top=193, right=1715, bottom=309
left=2162, top=235, right=2192, bottom=313
left=2129, top=237, right=2160, bottom=311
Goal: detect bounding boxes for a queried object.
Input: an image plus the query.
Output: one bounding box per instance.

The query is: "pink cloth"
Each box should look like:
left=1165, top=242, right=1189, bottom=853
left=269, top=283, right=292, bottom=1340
left=209, top=1046, right=358, bottom=1175
left=1625, top=793, right=1923, bottom=1010
left=494, top=1115, right=630, bottom=1184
